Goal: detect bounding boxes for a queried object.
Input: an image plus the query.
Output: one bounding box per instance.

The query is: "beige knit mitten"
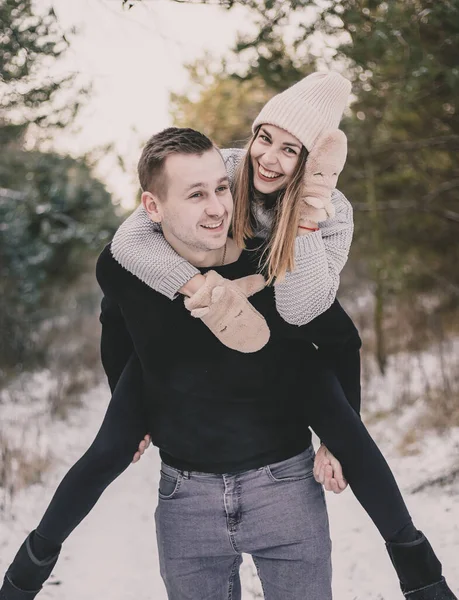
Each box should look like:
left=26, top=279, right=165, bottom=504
left=300, top=129, right=348, bottom=224
left=184, top=270, right=270, bottom=353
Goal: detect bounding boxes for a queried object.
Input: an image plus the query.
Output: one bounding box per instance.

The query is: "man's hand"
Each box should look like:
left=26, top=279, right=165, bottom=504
left=132, top=434, right=151, bottom=463
left=314, top=444, right=348, bottom=494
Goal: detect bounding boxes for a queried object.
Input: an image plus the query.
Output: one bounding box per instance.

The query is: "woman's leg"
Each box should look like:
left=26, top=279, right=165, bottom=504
left=306, top=368, right=456, bottom=599
left=306, top=368, right=411, bottom=541
left=1, top=354, right=149, bottom=598
left=37, top=354, right=148, bottom=544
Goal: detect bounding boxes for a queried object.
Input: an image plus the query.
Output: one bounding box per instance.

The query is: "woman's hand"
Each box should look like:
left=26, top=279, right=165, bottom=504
left=179, top=274, right=207, bottom=297
left=314, top=444, right=348, bottom=494
left=299, top=129, right=348, bottom=225
left=184, top=271, right=270, bottom=353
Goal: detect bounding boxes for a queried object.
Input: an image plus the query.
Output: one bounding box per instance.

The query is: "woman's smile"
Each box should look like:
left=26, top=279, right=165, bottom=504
left=257, top=163, right=284, bottom=181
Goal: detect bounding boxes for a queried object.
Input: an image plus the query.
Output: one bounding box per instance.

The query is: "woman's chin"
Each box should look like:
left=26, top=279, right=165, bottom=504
left=253, top=177, right=284, bottom=195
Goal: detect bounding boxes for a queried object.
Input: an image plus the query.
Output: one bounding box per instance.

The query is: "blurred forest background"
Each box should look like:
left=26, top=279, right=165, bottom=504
left=1, top=0, right=458, bottom=503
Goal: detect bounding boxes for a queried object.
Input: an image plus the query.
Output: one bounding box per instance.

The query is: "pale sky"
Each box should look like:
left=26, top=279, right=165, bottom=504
left=46, top=0, right=250, bottom=208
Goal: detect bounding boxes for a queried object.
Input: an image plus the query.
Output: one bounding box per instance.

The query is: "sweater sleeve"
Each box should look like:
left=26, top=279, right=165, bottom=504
left=110, top=148, right=246, bottom=300
left=273, top=188, right=354, bottom=326
left=99, top=294, right=135, bottom=394
left=111, top=207, right=199, bottom=300
left=96, top=246, right=135, bottom=393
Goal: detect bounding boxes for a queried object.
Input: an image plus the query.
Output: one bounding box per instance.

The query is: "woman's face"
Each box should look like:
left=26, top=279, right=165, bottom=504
left=250, top=124, right=302, bottom=194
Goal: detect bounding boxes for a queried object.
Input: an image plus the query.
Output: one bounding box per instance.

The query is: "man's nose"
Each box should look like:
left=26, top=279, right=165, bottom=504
left=206, top=193, right=225, bottom=216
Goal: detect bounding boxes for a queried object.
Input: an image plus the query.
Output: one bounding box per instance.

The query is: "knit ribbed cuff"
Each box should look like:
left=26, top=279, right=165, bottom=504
left=157, top=261, right=200, bottom=300
left=294, top=230, right=324, bottom=256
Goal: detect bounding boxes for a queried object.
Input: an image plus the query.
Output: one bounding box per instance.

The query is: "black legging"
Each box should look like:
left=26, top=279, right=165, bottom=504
left=306, top=367, right=411, bottom=540
left=36, top=354, right=410, bottom=545
left=37, top=355, right=147, bottom=543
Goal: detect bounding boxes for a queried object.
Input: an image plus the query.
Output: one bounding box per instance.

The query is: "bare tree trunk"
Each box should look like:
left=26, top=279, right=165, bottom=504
left=365, top=157, right=387, bottom=374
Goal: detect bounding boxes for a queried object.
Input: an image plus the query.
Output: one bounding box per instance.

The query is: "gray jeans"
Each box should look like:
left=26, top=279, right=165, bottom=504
left=154, top=446, right=332, bottom=600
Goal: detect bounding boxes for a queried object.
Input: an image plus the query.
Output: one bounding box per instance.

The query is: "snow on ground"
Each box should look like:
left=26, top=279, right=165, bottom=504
left=1, top=373, right=459, bottom=599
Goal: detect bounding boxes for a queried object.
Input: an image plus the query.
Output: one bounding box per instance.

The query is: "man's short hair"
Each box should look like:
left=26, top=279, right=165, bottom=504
left=138, top=127, right=215, bottom=196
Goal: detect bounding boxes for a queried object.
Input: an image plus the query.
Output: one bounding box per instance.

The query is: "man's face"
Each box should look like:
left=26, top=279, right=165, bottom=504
left=156, top=149, right=233, bottom=253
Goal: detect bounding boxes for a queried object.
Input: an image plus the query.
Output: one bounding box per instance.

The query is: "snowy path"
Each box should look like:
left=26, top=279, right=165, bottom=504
left=1, top=382, right=458, bottom=599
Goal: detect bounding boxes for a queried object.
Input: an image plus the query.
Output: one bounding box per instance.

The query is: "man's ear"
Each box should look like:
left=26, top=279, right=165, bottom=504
left=141, top=191, right=162, bottom=223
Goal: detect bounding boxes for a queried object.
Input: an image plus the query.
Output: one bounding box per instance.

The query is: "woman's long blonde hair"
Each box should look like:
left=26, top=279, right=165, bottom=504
left=232, top=128, right=309, bottom=284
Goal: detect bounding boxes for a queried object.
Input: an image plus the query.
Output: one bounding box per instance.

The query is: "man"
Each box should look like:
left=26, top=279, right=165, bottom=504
left=96, top=127, right=360, bottom=600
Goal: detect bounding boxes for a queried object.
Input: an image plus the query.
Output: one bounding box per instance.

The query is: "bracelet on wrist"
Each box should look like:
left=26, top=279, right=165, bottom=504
left=298, top=225, right=319, bottom=232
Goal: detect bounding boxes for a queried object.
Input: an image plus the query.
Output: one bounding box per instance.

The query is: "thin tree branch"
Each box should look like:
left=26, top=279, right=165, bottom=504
left=353, top=200, right=418, bottom=211
left=123, top=0, right=235, bottom=7
left=354, top=181, right=459, bottom=224
left=426, top=207, right=459, bottom=224
left=423, top=178, right=459, bottom=203
left=369, top=135, right=459, bottom=157
left=411, top=466, right=459, bottom=494
left=354, top=202, right=459, bottom=224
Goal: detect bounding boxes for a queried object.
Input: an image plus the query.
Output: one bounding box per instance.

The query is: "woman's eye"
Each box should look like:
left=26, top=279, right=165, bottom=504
left=216, top=185, right=229, bottom=193
left=260, top=135, right=270, bottom=143
left=285, top=147, right=297, bottom=155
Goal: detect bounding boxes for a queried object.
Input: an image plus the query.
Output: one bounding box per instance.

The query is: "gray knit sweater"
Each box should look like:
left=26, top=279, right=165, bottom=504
left=111, top=148, right=354, bottom=326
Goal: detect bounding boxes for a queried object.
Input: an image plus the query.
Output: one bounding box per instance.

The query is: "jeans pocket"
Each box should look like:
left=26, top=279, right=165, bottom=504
left=266, top=447, right=314, bottom=482
left=158, top=469, right=182, bottom=499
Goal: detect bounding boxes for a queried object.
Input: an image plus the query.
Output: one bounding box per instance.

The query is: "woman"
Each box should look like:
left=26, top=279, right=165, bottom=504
left=1, top=73, right=455, bottom=600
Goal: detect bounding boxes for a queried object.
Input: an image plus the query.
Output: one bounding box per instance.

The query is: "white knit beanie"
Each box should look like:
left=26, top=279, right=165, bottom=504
left=252, top=71, right=351, bottom=151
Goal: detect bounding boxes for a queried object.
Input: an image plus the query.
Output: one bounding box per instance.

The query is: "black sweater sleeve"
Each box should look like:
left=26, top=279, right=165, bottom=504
left=285, top=299, right=362, bottom=415
left=96, top=245, right=135, bottom=394
left=99, top=295, right=134, bottom=394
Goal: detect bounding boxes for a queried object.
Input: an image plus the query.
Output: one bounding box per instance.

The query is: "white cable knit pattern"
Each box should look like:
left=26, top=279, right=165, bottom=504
left=110, top=149, right=353, bottom=322
left=273, top=188, right=353, bottom=325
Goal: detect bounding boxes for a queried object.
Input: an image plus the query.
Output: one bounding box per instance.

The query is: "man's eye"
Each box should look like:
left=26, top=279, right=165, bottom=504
left=216, top=185, right=229, bottom=193
left=190, top=192, right=203, bottom=199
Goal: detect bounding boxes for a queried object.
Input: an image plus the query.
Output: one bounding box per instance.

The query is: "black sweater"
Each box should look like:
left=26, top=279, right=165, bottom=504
left=96, top=240, right=361, bottom=473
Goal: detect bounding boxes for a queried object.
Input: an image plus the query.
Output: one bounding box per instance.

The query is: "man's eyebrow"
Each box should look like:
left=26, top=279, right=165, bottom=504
left=184, top=176, right=229, bottom=193
left=185, top=181, right=207, bottom=192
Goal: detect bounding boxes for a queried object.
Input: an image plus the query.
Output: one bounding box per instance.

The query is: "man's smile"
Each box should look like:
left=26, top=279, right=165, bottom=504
left=201, top=219, right=224, bottom=231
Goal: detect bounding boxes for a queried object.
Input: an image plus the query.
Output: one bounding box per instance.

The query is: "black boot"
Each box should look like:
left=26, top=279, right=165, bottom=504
left=0, top=531, right=61, bottom=600
left=387, top=531, right=457, bottom=599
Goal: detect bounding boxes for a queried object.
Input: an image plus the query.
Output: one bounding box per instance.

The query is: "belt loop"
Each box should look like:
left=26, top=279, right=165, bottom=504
left=182, top=470, right=190, bottom=479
